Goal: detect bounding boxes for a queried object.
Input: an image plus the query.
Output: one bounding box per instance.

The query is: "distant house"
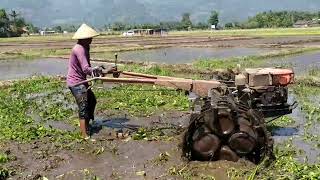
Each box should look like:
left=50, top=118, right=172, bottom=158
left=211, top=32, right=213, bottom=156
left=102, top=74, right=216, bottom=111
left=293, top=19, right=320, bottom=28
left=123, top=29, right=168, bottom=36
left=153, top=29, right=168, bottom=36
left=40, top=30, right=56, bottom=36
left=21, top=27, right=30, bottom=35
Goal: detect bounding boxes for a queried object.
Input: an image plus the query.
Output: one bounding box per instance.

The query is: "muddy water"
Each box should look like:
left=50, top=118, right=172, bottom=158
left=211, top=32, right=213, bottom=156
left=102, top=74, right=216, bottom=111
left=0, top=58, right=68, bottom=80
left=272, top=94, right=320, bottom=164
left=118, top=47, right=275, bottom=64
left=0, top=58, right=110, bottom=80
left=0, top=49, right=319, bottom=81
left=269, top=51, right=320, bottom=75
left=269, top=51, right=320, bottom=163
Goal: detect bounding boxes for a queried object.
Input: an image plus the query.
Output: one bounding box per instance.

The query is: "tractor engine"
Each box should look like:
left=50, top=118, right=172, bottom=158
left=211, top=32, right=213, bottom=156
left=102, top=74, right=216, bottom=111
left=235, top=68, right=295, bottom=117
left=183, top=68, right=295, bottom=163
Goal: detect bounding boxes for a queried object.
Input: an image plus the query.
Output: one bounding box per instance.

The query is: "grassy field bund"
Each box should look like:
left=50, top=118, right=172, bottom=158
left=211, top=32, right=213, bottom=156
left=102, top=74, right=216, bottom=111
left=0, top=27, right=320, bottom=43
left=172, top=27, right=320, bottom=37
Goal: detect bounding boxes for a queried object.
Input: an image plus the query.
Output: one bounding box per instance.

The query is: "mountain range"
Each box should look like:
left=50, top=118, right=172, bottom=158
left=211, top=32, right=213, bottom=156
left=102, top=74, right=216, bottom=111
left=1, top=0, right=320, bottom=27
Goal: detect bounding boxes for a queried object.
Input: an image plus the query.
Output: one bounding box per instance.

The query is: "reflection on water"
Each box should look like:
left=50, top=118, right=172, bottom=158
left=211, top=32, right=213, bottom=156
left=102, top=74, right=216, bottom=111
left=269, top=51, right=320, bottom=75
left=0, top=58, right=68, bottom=80
left=118, top=47, right=275, bottom=64
left=0, top=58, right=107, bottom=80
left=1, top=50, right=320, bottom=81
left=272, top=94, right=320, bottom=164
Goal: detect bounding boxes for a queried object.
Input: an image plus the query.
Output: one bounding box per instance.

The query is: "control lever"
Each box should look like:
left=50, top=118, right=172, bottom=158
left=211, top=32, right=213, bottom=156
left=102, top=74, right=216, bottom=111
left=113, top=53, right=121, bottom=78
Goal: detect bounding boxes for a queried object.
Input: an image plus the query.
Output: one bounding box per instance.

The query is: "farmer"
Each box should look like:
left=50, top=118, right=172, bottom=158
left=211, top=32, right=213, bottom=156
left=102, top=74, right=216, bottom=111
left=67, top=24, right=113, bottom=140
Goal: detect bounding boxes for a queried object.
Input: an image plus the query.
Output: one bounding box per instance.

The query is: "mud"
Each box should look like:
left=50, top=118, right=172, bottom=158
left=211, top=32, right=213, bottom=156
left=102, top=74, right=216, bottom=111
left=1, top=112, right=173, bottom=179
left=5, top=90, right=316, bottom=179
left=2, top=109, right=254, bottom=179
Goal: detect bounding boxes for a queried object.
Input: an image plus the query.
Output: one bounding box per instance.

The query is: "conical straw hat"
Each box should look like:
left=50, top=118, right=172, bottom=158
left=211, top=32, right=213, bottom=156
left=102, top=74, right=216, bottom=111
left=72, top=24, right=99, bottom=40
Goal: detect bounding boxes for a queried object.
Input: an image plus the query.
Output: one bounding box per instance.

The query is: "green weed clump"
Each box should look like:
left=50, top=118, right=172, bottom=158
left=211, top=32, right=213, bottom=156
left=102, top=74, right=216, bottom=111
left=0, top=75, right=189, bottom=142
left=96, top=85, right=189, bottom=116
left=132, top=127, right=177, bottom=141
left=0, top=167, right=9, bottom=180
left=132, top=128, right=164, bottom=141
left=293, top=71, right=320, bottom=148
left=227, top=140, right=320, bottom=180
left=98, top=64, right=189, bottom=116
left=0, top=77, right=79, bottom=142
left=268, top=116, right=295, bottom=131
left=122, top=64, right=173, bottom=76
left=262, top=141, right=320, bottom=179
left=0, top=153, right=9, bottom=164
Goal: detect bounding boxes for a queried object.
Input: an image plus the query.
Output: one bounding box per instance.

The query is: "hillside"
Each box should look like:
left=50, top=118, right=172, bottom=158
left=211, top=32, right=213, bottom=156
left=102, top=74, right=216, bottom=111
left=1, top=0, right=320, bottom=27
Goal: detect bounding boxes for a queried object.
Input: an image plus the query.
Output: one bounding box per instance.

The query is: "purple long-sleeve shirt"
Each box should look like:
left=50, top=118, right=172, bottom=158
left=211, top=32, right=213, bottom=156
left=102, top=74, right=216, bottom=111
left=67, top=44, right=93, bottom=87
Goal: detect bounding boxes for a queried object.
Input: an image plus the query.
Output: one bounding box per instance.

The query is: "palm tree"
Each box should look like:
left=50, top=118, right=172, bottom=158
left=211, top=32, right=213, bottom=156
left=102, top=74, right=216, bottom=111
left=9, top=10, right=19, bottom=21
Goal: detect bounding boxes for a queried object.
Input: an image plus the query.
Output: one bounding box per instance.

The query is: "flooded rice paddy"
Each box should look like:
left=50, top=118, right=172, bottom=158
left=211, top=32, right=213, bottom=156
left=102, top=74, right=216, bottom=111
left=269, top=51, right=320, bottom=75
left=0, top=58, right=108, bottom=80
left=118, top=47, right=276, bottom=64
left=1, top=46, right=320, bottom=179
left=272, top=95, right=320, bottom=164
left=0, top=58, right=68, bottom=80
left=1, top=49, right=320, bottom=80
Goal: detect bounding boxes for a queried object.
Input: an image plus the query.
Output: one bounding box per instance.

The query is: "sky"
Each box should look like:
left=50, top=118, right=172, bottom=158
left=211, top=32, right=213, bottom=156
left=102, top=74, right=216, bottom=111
left=1, top=0, right=320, bottom=27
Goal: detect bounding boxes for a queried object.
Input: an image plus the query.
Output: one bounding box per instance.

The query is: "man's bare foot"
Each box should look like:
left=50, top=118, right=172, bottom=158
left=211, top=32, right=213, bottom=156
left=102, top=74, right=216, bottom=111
left=84, top=136, right=96, bottom=142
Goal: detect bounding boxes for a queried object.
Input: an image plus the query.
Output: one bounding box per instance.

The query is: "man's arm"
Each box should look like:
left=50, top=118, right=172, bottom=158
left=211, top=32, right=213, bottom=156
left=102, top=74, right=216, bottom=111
left=76, top=47, right=93, bottom=75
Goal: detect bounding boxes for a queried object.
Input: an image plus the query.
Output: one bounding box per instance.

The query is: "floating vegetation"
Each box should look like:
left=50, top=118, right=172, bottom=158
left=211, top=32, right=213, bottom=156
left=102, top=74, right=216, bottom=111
left=0, top=77, right=80, bottom=142
left=293, top=70, right=320, bottom=150
left=0, top=76, right=189, bottom=142
left=96, top=85, right=189, bottom=116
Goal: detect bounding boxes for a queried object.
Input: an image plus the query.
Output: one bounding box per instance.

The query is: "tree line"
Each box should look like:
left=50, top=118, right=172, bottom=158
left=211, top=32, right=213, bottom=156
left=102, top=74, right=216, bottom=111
left=225, top=11, right=320, bottom=29
left=109, top=10, right=320, bottom=31
left=0, top=9, right=33, bottom=37
left=109, top=11, right=219, bottom=31
left=1, top=9, right=320, bottom=38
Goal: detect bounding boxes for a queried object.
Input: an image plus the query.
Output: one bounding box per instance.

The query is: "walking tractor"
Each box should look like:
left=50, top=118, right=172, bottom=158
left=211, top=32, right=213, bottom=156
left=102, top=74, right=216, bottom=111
left=79, top=62, right=297, bottom=164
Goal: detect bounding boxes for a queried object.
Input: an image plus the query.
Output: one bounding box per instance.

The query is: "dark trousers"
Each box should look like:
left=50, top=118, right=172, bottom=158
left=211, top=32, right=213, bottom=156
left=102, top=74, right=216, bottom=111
left=69, top=84, right=97, bottom=121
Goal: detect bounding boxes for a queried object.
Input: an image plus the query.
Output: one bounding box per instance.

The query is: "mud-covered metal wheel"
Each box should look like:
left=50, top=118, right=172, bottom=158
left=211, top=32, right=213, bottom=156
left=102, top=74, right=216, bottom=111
left=182, top=95, right=274, bottom=164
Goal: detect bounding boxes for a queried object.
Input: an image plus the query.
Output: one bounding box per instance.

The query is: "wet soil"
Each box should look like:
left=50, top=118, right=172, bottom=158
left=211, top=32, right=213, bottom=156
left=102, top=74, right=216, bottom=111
left=3, top=111, right=243, bottom=179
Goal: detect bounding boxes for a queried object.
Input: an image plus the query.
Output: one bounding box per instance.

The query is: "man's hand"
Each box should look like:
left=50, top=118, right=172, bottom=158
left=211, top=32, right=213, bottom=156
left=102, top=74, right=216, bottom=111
left=92, top=66, right=104, bottom=77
